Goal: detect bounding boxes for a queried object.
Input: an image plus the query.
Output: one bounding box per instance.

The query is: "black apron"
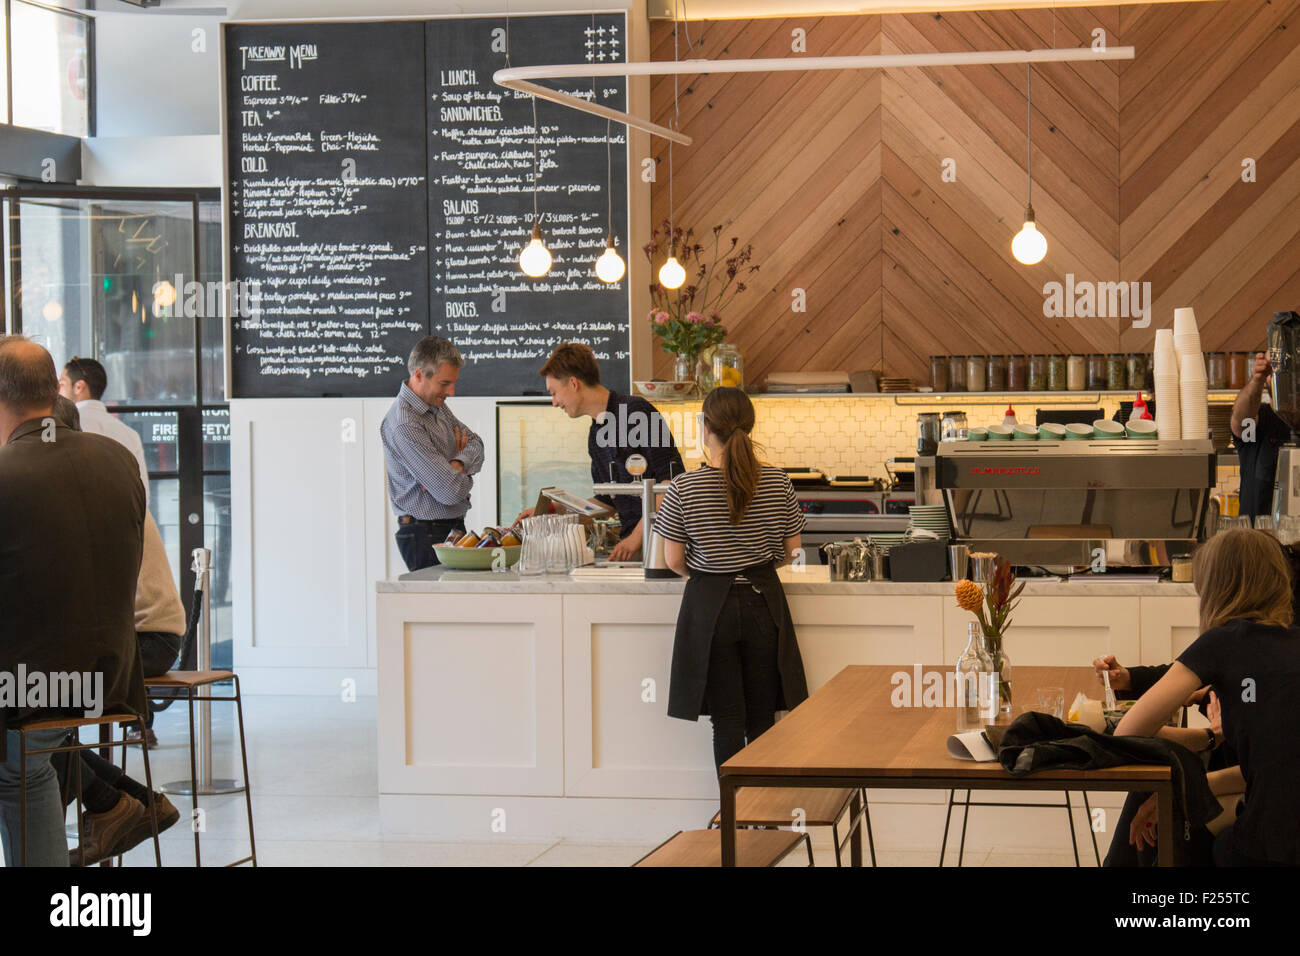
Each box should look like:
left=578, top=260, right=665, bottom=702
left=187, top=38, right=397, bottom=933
left=666, top=561, right=809, bottom=722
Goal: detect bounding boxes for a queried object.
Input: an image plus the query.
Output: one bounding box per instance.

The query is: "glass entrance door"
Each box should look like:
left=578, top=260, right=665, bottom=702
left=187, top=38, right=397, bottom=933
left=3, top=186, right=231, bottom=667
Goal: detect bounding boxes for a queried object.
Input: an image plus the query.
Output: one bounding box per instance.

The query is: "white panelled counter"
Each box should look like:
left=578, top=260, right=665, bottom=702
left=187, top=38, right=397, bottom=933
left=376, top=568, right=1202, bottom=850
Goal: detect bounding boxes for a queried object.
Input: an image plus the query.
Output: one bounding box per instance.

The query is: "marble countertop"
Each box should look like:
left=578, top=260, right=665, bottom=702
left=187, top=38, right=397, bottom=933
left=377, top=565, right=1197, bottom=596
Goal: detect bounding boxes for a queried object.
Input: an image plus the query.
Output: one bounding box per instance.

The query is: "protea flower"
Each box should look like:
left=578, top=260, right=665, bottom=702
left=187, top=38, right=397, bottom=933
left=955, top=579, right=983, bottom=613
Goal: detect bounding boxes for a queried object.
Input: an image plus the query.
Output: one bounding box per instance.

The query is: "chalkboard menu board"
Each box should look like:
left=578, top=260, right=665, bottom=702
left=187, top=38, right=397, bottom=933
left=224, top=14, right=629, bottom=398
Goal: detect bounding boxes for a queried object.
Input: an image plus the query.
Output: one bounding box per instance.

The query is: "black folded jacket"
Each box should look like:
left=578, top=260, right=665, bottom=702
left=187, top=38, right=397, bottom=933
left=997, top=712, right=1223, bottom=849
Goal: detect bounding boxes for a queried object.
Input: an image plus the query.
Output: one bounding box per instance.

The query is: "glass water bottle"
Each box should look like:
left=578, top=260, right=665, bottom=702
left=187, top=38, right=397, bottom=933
left=956, top=621, right=993, bottom=731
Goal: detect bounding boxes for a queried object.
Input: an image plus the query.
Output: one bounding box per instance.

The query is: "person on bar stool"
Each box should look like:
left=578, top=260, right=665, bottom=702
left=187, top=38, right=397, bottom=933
left=652, top=387, right=810, bottom=789
left=122, top=511, right=188, bottom=749
left=0, top=336, right=147, bottom=867
left=58, top=355, right=150, bottom=503
left=380, top=337, right=484, bottom=571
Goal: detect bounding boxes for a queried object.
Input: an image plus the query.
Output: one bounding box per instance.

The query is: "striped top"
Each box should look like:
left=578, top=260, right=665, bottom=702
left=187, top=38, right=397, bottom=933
left=654, top=464, right=805, bottom=573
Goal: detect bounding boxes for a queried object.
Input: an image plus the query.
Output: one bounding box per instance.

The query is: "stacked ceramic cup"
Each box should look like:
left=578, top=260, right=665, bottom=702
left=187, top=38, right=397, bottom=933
left=1174, top=307, right=1208, bottom=440
left=1153, top=328, right=1181, bottom=440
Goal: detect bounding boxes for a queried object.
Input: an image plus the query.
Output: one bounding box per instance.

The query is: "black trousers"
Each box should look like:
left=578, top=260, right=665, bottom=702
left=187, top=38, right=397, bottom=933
left=132, top=631, right=182, bottom=731
left=53, top=743, right=150, bottom=815
left=1103, top=790, right=1215, bottom=866
left=705, top=581, right=781, bottom=777
left=395, top=517, right=465, bottom=572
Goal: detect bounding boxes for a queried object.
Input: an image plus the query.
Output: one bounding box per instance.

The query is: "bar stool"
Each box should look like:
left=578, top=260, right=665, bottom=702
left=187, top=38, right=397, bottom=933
left=127, top=670, right=257, bottom=867
left=708, top=787, right=876, bottom=866
left=15, top=712, right=162, bottom=867
left=634, top=828, right=811, bottom=866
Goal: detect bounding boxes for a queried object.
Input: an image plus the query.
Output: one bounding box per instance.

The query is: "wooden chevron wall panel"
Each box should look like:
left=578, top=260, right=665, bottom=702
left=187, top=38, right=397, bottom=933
left=1119, top=0, right=1300, bottom=354
left=649, top=1, right=1300, bottom=387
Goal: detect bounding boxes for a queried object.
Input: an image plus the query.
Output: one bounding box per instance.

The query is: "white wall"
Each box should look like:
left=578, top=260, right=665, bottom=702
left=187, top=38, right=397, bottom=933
left=93, top=12, right=225, bottom=137
left=80, top=2, right=652, bottom=692
left=85, top=2, right=651, bottom=691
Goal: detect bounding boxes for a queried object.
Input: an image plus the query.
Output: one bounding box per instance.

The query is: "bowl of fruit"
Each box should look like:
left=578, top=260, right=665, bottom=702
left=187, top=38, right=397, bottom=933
left=633, top=380, right=697, bottom=399
left=433, top=527, right=523, bottom=571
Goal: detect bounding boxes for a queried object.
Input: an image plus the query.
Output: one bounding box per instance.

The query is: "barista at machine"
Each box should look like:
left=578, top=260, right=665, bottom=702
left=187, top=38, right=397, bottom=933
left=517, top=342, right=685, bottom=561
left=1230, top=349, right=1290, bottom=521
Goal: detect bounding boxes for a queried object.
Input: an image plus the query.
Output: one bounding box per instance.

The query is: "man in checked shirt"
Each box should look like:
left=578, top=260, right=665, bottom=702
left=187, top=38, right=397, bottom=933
left=381, top=336, right=485, bottom=571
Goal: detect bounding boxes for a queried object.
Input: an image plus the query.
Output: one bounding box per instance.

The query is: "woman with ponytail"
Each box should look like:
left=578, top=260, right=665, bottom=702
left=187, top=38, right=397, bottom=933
left=653, top=387, right=810, bottom=782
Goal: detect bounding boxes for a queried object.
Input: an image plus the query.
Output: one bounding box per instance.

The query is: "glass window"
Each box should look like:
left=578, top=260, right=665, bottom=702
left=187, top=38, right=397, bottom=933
left=149, top=476, right=182, bottom=593
left=0, top=4, right=9, bottom=125
left=199, top=200, right=226, bottom=403
left=10, top=1, right=91, bottom=137
left=205, top=474, right=232, bottom=670
left=203, top=407, right=230, bottom=471
left=116, top=410, right=180, bottom=474
left=15, top=195, right=198, bottom=404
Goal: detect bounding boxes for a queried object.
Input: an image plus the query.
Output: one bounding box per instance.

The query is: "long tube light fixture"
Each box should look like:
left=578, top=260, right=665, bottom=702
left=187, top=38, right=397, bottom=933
left=494, top=46, right=1134, bottom=145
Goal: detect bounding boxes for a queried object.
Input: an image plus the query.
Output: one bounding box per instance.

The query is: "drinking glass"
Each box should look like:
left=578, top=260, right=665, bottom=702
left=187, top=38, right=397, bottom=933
left=1216, top=515, right=1251, bottom=534
left=1254, top=514, right=1277, bottom=536
left=518, top=516, right=543, bottom=575
left=546, top=515, right=568, bottom=573
left=1277, top=514, right=1300, bottom=546
left=1036, top=687, right=1065, bottom=719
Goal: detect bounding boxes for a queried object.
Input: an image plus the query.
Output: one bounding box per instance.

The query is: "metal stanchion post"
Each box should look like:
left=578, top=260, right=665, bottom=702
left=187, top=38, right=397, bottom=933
left=162, top=547, right=241, bottom=796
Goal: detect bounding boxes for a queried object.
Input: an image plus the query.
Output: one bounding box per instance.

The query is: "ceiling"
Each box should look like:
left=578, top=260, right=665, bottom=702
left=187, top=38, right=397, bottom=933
left=647, top=0, right=1223, bottom=18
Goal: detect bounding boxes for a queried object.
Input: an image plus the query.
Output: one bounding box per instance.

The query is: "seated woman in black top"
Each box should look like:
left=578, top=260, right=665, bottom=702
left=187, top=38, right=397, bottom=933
left=1116, top=529, right=1300, bottom=865
left=653, top=387, right=809, bottom=782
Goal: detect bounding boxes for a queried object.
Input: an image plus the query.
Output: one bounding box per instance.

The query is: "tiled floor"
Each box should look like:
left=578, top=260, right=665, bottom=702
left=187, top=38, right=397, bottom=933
left=92, top=694, right=1078, bottom=867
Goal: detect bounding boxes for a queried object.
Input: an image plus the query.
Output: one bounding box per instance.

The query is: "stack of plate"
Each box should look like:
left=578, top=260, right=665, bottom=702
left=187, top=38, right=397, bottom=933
left=1153, top=328, right=1181, bottom=440
left=867, top=533, right=908, bottom=552
left=1174, top=307, right=1208, bottom=440
left=908, top=504, right=951, bottom=539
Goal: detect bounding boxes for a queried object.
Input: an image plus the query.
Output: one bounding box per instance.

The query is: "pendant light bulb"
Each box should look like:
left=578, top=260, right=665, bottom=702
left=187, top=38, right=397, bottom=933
left=1012, top=205, right=1047, bottom=265
left=658, top=256, right=686, bottom=289
left=595, top=237, right=625, bottom=283
left=519, top=222, right=552, bottom=278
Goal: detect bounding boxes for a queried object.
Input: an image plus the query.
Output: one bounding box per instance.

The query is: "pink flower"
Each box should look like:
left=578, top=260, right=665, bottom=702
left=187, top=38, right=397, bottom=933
left=686, top=311, right=705, bottom=324
left=649, top=310, right=670, bottom=325
left=706, top=310, right=722, bottom=325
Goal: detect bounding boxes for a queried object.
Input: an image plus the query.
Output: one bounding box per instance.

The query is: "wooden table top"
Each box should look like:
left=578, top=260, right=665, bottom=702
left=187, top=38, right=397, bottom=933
left=721, top=665, right=1171, bottom=783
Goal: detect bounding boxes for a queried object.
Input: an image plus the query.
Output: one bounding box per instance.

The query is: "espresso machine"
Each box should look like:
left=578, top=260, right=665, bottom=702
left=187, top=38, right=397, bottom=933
left=936, top=438, right=1215, bottom=570
left=1268, top=310, right=1300, bottom=522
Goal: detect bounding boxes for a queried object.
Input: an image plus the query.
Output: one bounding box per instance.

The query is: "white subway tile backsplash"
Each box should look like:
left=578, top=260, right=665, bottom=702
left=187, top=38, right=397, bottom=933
left=502, top=394, right=1237, bottom=492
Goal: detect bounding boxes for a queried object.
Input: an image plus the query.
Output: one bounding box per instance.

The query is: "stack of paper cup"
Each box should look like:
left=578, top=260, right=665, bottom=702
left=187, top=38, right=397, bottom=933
left=1153, top=328, right=1181, bottom=440
left=1174, top=307, right=1209, bottom=440
left=1173, top=307, right=1202, bottom=357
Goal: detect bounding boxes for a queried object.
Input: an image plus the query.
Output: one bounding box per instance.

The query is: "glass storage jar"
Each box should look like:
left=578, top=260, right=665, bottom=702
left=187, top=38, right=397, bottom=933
left=1087, top=354, right=1107, bottom=390
left=1067, top=354, right=1086, bottom=390
left=1028, top=354, right=1048, bottom=391
left=930, top=355, right=950, bottom=392
left=1048, top=354, right=1067, bottom=391
left=711, top=343, right=744, bottom=390
left=1007, top=354, right=1027, bottom=391
left=986, top=354, right=1007, bottom=392
left=966, top=354, right=987, bottom=392
left=917, top=412, right=941, bottom=456
left=1106, top=353, right=1126, bottom=391
left=948, top=355, right=967, bottom=392
left=1228, top=352, right=1249, bottom=390
left=1126, top=353, right=1147, bottom=390
left=1206, top=352, right=1227, bottom=389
